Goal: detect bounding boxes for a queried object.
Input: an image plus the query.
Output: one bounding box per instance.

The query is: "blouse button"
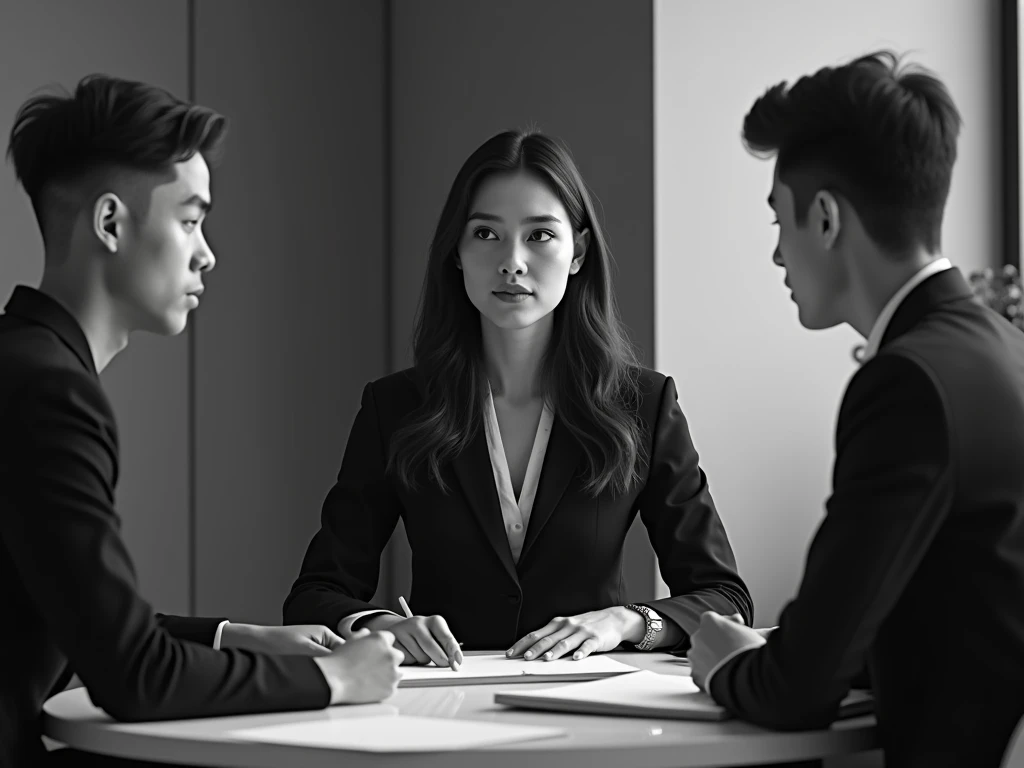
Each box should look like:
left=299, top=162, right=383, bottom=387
left=513, top=523, right=523, bottom=531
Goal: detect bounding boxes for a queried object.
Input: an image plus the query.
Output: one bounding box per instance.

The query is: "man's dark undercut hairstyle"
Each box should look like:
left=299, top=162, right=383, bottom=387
left=6, top=73, right=227, bottom=235
left=742, top=50, right=961, bottom=255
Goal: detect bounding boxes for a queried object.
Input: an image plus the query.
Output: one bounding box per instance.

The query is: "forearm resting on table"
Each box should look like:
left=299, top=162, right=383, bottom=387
left=614, top=606, right=685, bottom=650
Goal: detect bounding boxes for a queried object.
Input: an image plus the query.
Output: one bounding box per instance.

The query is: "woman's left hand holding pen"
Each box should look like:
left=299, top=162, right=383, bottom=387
left=361, top=598, right=463, bottom=671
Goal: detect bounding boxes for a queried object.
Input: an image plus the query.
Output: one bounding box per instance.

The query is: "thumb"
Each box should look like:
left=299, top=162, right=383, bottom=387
left=350, top=628, right=371, bottom=639
left=306, top=640, right=334, bottom=656
left=320, top=628, right=346, bottom=650
left=724, top=613, right=745, bottom=625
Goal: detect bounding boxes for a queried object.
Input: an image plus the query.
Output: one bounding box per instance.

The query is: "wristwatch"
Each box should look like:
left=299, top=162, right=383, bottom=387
left=625, top=603, right=663, bottom=651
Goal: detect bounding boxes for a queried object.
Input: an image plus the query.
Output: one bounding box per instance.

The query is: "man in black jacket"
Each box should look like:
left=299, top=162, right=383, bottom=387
left=0, top=75, right=403, bottom=768
left=687, top=51, right=1024, bottom=768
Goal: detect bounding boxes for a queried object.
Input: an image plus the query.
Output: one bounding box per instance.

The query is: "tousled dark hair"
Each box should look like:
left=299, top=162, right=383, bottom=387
left=7, top=73, right=227, bottom=236
left=388, top=130, right=645, bottom=497
left=742, top=50, right=961, bottom=254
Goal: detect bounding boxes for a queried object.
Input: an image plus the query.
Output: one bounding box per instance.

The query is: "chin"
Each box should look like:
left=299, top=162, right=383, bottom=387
left=151, top=312, right=190, bottom=336
left=796, top=308, right=841, bottom=331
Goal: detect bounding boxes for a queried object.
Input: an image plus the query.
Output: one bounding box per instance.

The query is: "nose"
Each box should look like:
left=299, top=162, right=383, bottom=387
left=193, top=232, right=216, bottom=273
left=498, top=239, right=527, bottom=276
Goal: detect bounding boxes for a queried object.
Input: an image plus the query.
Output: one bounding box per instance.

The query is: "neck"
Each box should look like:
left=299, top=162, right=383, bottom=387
left=480, top=315, right=552, bottom=404
left=38, top=264, right=129, bottom=373
left=845, top=248, right=940, bottom=338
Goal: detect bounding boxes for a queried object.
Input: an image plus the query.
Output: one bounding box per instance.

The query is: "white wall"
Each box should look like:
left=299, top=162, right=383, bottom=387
left=653, top=0, right=1001, bottom=625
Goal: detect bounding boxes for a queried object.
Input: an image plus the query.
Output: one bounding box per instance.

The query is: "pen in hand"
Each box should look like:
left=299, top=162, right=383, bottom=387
left=398, top=595, right=462, bottom=671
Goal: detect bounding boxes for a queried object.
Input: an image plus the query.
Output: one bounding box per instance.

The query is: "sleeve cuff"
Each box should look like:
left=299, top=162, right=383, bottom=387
left=703, top=638, right=765, bottom=696
left=312, top=656, right=346, bottom=705
left=338, top=609, right=398, bottom=639
left=211, top=620, right=230, bottom=650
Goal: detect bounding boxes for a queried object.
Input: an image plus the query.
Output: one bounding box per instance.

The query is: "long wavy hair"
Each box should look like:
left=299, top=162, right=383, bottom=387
left=388, top=130, right=644, bottom=497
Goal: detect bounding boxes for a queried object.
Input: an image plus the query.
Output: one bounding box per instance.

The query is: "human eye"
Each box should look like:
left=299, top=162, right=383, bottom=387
left=473, top=227, right=498, bottom=241
left=183, top=220, right=199, bottom=233
left=528, top=230, right=555, bottom=242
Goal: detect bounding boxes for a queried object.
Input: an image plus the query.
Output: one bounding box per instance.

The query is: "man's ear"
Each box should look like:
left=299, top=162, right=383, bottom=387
left=814, top=190, right=841, bottom=250
left=92, top=193, right=127, bottom=254
left=569, top=228, right=591, bottom=275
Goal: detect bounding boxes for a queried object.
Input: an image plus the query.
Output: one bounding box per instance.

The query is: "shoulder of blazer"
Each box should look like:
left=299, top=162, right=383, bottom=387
left=634, top=366, right=669, bottom=421
left=0, top=319, right=105, bottom=420
left=365, top=367, right=423, bottom=435
left=367, top=367, right=422, bottom=404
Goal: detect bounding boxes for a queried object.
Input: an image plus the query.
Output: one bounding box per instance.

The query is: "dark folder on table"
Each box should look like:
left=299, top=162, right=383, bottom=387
left=494, top=669, right=874, bottom=722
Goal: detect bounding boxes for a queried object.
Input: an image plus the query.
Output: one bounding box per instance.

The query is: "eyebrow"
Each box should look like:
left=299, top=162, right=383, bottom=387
left=467, top=212, right=562, bottom=225
left=180, top=193, right=212, bottom=213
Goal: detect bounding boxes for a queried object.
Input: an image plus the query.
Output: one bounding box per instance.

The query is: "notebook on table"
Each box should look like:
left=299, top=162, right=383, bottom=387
left=494, top=669, right=874, bottom=722
left=398, top=652, right=639, bottom=687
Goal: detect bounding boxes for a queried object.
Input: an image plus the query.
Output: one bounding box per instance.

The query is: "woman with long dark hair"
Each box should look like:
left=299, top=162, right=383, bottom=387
left=284, top=130, right=751, bottom=668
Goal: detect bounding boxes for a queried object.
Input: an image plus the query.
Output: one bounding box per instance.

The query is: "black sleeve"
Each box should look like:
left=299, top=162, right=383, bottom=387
left=1, top=370, right=330, bottom=722
left=155, top=614, right=225, bottom=645
left=283, top=382, right=403, bottom=629
left=636, top=376, right=755, bottom=648
left=709, top=354, right=949, bottom=729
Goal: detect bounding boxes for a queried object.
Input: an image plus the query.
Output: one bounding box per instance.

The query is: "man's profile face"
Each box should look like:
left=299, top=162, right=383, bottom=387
left=768, top=164, right=843, bottom=330
left=106, top=153, right=216, bottom=336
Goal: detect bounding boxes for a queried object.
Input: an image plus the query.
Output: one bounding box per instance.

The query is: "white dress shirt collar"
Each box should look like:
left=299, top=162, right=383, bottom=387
left=482, top=383, right=555, bottom=564
left=860, top=258, right=953, bottom=363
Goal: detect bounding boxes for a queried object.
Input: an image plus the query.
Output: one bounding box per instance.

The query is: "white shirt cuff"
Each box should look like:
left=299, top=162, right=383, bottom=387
left=312, top=656, right=346, bottom=705
left=212, top=620, right=229, bottom=650
left=337, top=609, right=398, bottom=639
left=703, top=637, right=766, bottom=696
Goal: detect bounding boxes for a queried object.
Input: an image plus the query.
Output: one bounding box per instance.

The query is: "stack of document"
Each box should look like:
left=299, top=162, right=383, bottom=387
left=494, top=669, right=874, bottom=722
left=398, top=652, right=639, bottom=687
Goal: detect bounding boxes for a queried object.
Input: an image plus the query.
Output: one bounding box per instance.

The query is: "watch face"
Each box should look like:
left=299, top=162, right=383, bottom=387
left=651, top=619, right=663, bottom=631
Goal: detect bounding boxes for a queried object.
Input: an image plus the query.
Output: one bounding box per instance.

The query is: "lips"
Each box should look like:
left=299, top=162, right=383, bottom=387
left=494, top=285, right=532, bottom=295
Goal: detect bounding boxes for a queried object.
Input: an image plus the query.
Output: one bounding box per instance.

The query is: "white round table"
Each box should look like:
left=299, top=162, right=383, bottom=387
left=43, top=653, right=878, bottom=767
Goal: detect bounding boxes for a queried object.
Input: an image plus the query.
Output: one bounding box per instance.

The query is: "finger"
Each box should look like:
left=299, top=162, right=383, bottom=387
left=374, top=630, right=395, bottom=646
left=392, top=639, right=417, bottom=665
left=397, top=631, right=433, bottom=665
left=542, top=631, right=588, bottom=661
left=725, top=613, right=745, bottom=625
left=304, top=640, right=335, bottom=656
left=351, top=627, right=371, bottom=639
left=411, top=625, right=451, bottom=668
left=572, top=637, right=601, bottom=661
left=507, top=619, right=564, bottom=658
left=692, top=669, right=706, bottom=691
left=523, top=625, right=575, bottom=660
left=320, top=628, right=346, bottom=650
left=425, top=616, right=463, bottom=668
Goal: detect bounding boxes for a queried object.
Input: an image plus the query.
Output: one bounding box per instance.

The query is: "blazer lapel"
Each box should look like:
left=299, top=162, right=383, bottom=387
left=451, top=427, right=519, bottom=582
left=519, top=416, right=583, bottom=565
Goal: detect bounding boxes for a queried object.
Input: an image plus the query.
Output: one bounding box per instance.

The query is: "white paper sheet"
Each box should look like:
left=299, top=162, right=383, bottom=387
left=398, top=652, right=639, bottom=686
left=228, top=715, right=564, bottom=752
left=495, top=670, right=874, bottom=721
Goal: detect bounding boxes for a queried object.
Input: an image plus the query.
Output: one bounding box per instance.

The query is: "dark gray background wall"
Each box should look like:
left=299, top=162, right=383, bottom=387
left=382, top=0, right=656, bottom=608
left=192, top=0, right=388, bottom=623
left=0, top=0, right=657, bottom=624
left=0, top=0, right=192, bottom=616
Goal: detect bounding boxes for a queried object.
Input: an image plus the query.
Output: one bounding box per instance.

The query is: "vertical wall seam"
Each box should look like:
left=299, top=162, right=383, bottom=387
left=1004, top=0, right=1020, bottom=269
left=186, top=0, right=198, bottom=617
